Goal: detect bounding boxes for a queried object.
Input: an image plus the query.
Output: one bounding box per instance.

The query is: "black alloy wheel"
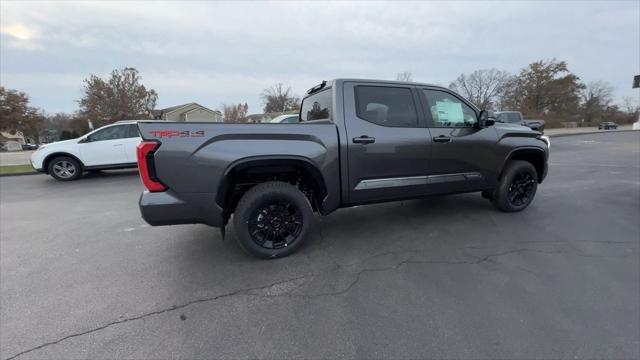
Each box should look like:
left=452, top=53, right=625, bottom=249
left=248, top=200, right=303, bottom=250
left=507, top=171, right=536, bottom=206
left=234, top=181, right=313, bottom=259
left=490, top=160, right=538, bottom=212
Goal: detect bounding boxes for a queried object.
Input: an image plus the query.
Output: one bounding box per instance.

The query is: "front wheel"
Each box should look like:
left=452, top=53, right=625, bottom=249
left=233, top=181, right=313, bottom=259
left=48, top=156, right=82, bottom=181
left=491, top=160, right=538, bottom=212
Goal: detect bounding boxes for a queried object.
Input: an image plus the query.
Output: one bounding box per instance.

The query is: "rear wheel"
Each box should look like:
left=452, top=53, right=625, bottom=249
left=233, top=181, right=313, bottom=259
left=491, top=160, right=538, bottom=212
left=48, top=156, right=82, bottom=181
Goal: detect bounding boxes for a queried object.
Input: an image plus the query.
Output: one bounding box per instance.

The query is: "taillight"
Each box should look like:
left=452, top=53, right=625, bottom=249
left=137, top=140, right=167, bottom=192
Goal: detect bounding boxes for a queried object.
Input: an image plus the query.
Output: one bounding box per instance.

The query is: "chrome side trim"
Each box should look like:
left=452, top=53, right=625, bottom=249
left=354, top=172, right=483, bottom=190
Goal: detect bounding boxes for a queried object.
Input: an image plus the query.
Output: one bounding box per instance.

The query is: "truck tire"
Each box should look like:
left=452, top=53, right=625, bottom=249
left=233, top=181, right=313, bottom=259
left=491, top=160, right=538, bottom=212
left=48, top=156, right=82, bottom=181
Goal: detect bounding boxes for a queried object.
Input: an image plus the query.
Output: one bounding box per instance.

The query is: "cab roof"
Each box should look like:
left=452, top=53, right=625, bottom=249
left=306, top=78, right=449, bottom=96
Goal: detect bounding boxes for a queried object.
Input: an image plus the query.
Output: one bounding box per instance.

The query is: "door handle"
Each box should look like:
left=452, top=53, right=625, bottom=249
left=352, top=136, right=376, bottom=144
left=113, top=144, right=124, bottom=146
left=433, top=135, right=451, bottom=143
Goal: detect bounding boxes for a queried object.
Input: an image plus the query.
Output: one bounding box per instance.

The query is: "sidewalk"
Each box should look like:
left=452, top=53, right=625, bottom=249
left=545, top=125, right=633, bottom=137
left=0, top=150, right=35, bottom=166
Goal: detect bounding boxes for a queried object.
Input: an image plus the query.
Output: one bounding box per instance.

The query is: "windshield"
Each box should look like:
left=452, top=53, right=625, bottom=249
left=269, top=115, right=299, bottom=123
left=300, top=89, right=332, bottom=122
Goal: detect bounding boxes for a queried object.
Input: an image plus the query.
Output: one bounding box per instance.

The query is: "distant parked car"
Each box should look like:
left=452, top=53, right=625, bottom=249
left=598, top=122, right=618, bottom=130
left=30, top=120, right=141, bottom=181
left=632, top=120, right=640, bottom=130
left=269, top=114, right=300, bottom=124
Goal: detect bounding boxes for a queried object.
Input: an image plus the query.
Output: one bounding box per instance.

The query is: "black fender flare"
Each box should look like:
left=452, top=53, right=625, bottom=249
left=501, top=147, right=547, bottom=182
left=217, top=155, right=329, bottom=211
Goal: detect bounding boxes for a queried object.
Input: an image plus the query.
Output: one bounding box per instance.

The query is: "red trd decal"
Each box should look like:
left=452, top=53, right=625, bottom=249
left=150, top=130, right=204, bottom=138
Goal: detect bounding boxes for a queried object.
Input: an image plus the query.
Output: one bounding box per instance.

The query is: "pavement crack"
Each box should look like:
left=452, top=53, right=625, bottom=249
left=258, top=247, right=632, bottom=300
left=4, top=274, right=310, bottom=360
left=251, top=254, right=484, bottom=300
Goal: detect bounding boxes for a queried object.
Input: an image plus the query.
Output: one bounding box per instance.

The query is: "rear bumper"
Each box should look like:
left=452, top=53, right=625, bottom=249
left=139, top=190, right=224, bottom=227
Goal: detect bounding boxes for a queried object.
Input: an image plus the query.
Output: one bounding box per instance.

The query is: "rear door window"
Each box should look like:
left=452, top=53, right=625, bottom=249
left=126, top=124, right=140, bottom=138
left=88, top=125, right=128, bottom=142
left=355, top=86, right=418, bottom=127
left=506, top=113, right=521, bottom=123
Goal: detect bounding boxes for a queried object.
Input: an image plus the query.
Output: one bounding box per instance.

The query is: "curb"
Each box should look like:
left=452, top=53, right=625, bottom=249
left=547, top=129, right=637, bottom=138
left=0, top=171, right=39, bottom=177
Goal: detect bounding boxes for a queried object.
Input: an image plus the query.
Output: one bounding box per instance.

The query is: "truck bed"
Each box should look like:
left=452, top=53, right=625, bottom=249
left=137, top=121, right=341, bottom=226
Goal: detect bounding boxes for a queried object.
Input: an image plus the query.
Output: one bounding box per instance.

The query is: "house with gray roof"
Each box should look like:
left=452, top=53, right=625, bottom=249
left=151, top=103, right=222, bottom=122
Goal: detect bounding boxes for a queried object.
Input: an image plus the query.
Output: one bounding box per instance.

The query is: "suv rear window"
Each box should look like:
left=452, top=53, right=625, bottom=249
left=355, top=86, right=418, bottom=127
left=300, top=89, right=331, bottom=122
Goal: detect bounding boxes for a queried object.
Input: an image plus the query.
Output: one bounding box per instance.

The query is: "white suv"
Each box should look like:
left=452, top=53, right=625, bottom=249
left=31, top=121, right=141, bottom=181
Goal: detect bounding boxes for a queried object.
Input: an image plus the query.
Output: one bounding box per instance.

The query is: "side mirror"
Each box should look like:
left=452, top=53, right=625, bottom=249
left=477, top=110, right=495, bottom=128
left=78, top=137, right=90, bottom=144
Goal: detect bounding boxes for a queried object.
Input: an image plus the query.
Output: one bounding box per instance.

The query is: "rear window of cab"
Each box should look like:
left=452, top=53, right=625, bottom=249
left=300, top=89, right=332, bottom=122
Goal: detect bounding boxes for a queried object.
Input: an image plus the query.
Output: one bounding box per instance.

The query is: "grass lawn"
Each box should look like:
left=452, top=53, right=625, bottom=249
left=0, top=164, right=36, bottom=175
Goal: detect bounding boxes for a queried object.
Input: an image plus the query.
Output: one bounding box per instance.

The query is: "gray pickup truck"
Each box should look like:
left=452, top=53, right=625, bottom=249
left=494, top=111, right=545, bottom=132
left=137, top=79, right=548, bottom=258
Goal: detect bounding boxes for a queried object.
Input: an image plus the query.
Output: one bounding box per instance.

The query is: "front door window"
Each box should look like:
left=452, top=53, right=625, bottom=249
left=422, top=90, right=477, bottom=128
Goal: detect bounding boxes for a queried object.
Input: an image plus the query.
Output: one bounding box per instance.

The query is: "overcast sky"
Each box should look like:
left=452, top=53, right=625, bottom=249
left=1, top=1, right=638, bottom=115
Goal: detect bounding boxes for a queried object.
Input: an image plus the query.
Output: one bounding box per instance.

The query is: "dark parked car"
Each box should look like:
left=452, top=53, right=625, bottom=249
left=21, top=143, right=39, bottom=150
left=137, top=79, right=549, bottom=259
left=598, top=122, right=618, bottom=130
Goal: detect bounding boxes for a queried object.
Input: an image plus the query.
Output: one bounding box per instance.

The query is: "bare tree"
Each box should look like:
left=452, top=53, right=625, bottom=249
left=449, top=69, right=513, bottom=110
left=396, top=72, right=413, bottom=82
left=78, top=67, right=158, bottom=127
left=222, top=103, right=249, bottom=123
left=580, top=81, right=613, bottom=123
left=261, top=83, right=300, bottom=113
left=622, top=96, right=640, bottom=116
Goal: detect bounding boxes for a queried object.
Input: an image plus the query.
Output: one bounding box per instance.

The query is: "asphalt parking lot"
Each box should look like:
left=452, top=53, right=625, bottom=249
left=1, top=132, right=639, bottom=359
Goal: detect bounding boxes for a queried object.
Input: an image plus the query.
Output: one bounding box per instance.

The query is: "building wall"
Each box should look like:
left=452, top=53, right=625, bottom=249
left=163, top=104, right=222, bottom=122
left=183, top=108, right=222, bottom=122
left=0, top=132, right=26, bottom=145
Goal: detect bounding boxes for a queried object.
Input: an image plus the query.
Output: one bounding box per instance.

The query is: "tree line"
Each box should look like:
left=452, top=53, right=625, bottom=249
left=2, top=60, right=637, bottom=143
left=1, top=67, right=301, bottom=142
left=400, top=58, right=638, bottom=127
